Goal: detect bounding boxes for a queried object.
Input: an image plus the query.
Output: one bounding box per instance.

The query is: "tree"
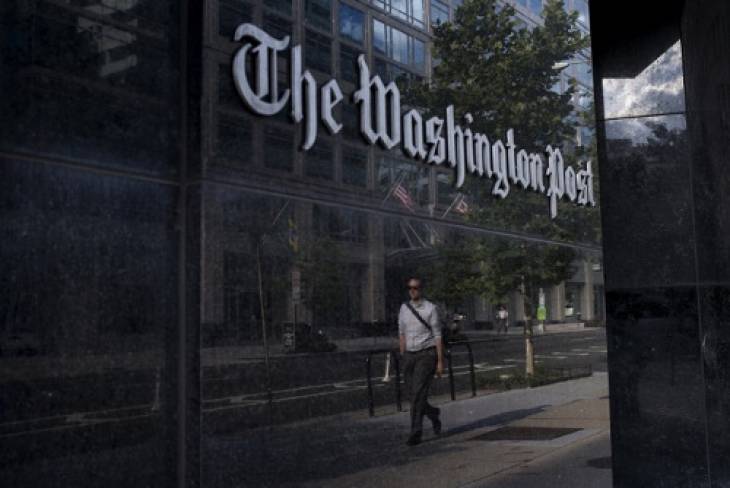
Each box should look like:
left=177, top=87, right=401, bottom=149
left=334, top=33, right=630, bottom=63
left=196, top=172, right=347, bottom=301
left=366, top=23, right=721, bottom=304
left=407, top=0, right=594, bottom=368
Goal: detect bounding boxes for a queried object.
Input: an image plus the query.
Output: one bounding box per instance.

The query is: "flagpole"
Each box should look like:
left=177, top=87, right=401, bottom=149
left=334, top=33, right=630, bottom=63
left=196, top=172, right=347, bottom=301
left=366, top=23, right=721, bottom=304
left=441, top=193, right=463, bottom=219
left=381, top=171, right=408, bottom=206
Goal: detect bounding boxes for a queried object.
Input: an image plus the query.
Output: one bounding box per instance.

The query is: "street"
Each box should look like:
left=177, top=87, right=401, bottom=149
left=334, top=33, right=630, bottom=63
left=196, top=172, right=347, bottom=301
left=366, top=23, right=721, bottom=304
left=0, top=328, right=608, bottom=486
left=202, top=328, right=608, bottom=429
left=0, top=328, right=607, bottom=460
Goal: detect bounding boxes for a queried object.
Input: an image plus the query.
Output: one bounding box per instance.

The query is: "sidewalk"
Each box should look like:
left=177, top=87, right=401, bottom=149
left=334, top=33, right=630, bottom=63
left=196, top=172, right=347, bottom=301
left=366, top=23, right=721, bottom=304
left=202, top=372, right=610, bottom=487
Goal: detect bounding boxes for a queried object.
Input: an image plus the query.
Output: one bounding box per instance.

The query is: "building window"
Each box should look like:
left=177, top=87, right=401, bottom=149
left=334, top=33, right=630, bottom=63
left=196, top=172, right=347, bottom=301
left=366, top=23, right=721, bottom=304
left=340, top=44, right=363, bottom=83
left=430, top=0, right=449, bottom=27
left=374, top=58, right=422, bottom=85
left=306, top=29, right=332, bottom=73
left=305, top=140, right=334, bottom=179
left=372, top=0, right=425, bottom=29
left=342, top=146, right=368, bottom=187
left=216, top=115, right=252, bottom=164
left=377, top=156, right=429, bottom=208
left=218, top=0, right=253, bottom=38
left=372, top=20, right=426, bottom=72
left=313, top=205, right=368, bottom=243
left=571, top=58, right=592, bottom=87
left=305, top=0, right=332, bottom=32
left=339, top=2, right=365, bottom=45
left=264, top=126, right=293, bottom=171
left=437, top=172, right=458, bottom=207
left=263, top=14, right=293, bottom=40
left=528, top=0, right=542, bottom=16
left=266, top=0, right=292, bottom=16
left=342, top=102, right=360, bottom=139
left=574, top=0, right=589, bottom=25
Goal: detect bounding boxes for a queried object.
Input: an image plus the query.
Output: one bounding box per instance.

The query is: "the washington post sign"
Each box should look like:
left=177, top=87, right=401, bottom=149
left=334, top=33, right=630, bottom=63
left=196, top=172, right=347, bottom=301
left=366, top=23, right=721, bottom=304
left=232, top=23, right=595, bottom=219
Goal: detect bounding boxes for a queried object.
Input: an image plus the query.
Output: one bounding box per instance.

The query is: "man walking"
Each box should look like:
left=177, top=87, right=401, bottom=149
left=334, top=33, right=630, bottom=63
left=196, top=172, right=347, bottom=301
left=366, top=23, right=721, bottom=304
left=399, top=277, right=444, bottom=446
left=496, top=304, right=509, bottom=334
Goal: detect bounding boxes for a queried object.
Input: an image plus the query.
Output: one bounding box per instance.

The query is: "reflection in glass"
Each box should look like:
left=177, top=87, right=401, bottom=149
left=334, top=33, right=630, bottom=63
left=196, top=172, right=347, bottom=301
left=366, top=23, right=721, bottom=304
left=215, top=114, right=252, bottom=168
left=602, top=40, right=685, bottom=120
left=305, top=0, right=332, bottom=31
left=219, top=0, right=253, bottom=38
left=0, top=0, right=177, bottom=175
left=0, top=159, right=176, bottom=486
left=264, top=126, right=294, bottom=172
left=431, top=0, right=449, bottom=26
left=305, top=139, right=334, bottom=180
left=339, top=2, right=364, bottom=45
left=373, top=0, right=424, bottom=28
left=340, top=44, right=363, bottom=83
left=371, top=19, right=425, bottom=71
left=305, top=29, right=332, bottom=73
left=342, top=146, right=368, bottom=187
left=198, top=183, right=606, bottom=486
left=528, top=0, right=542, bottom=15
left=574, top=0, right=589, bottom=25
left=602, top=114, right=694, bottom=288
left=377, top=156, right=429, bottom=209
left=267, top=0, right=293, bottom=16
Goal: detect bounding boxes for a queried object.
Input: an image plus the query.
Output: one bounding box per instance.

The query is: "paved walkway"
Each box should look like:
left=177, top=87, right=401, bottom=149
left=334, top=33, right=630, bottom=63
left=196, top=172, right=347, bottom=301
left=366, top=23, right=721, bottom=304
left=202, top=372, right=611, bottom=487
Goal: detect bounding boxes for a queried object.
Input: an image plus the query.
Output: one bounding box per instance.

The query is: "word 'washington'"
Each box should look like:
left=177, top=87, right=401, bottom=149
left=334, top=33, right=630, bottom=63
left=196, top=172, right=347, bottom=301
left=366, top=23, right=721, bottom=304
left=232, top=23, right=595, bottom=218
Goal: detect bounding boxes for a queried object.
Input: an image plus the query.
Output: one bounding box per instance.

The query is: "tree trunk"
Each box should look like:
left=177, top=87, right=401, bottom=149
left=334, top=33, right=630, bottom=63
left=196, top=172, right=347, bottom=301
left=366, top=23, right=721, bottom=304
left=521, top=279, right=535, bottom=377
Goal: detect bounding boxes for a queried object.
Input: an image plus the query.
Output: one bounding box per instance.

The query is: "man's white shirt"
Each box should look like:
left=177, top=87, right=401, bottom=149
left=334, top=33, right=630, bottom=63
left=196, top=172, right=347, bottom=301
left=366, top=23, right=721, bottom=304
left=398, top=299, right=440, bottom=352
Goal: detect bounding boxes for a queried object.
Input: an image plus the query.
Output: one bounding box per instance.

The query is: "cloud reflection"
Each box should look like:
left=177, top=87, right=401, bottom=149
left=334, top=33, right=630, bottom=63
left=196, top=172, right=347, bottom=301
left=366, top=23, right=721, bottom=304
left=602, top=40, right=685, bottom=121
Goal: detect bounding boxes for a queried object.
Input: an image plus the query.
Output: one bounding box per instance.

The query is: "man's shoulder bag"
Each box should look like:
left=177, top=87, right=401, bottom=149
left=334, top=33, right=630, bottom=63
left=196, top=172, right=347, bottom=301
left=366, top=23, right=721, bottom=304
left=404, top=302, right=448, bottom=347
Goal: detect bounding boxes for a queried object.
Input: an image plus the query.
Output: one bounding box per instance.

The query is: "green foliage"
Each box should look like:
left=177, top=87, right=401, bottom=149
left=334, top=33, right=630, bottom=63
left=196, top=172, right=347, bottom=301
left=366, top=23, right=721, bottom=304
left=409, top=0, right=592, bottom=317
left=407, top=0, right=589, bottom=150
left=476, top=365, right=591, bottom=390
left=296, top=237, right=348, bottom=327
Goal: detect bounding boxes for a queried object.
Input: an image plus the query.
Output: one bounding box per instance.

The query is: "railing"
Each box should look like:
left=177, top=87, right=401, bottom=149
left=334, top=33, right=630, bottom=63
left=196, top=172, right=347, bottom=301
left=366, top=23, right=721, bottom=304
left=446, top=340, right=477, bottom=400
left=364, top=334, right=560, bottom=417
left=365, top=348, right=402, bottom=417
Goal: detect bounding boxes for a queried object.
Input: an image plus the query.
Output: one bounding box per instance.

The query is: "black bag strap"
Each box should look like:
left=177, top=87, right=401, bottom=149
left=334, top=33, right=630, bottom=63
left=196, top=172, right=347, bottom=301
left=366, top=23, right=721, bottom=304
left=405, top=302, right=434, bottom=338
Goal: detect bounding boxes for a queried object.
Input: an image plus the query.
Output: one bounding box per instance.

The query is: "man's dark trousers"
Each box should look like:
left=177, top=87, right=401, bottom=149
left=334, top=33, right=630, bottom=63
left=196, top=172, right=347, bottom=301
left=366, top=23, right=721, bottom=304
left=403, top=347, right=439, bottom=435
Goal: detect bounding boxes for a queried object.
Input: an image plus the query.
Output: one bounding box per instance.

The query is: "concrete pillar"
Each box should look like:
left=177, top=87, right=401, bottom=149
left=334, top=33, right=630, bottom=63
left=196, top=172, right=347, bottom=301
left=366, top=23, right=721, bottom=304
left=550, top=282, right=566, bottom=322
left=511, top=291, right=525, bottom=322
left=581, top=260, right=595, bottom=321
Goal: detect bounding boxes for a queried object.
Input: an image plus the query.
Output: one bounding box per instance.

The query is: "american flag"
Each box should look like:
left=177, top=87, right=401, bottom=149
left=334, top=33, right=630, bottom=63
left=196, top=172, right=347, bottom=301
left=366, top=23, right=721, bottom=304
left=393, top=183, right=415, bottom=211
left=455, top=196, right=469, bottom=214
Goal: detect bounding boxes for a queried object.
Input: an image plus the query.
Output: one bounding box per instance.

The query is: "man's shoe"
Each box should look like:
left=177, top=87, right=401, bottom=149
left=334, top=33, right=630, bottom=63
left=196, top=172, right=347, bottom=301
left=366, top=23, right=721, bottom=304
left=406, top=433, right=422, bottom=446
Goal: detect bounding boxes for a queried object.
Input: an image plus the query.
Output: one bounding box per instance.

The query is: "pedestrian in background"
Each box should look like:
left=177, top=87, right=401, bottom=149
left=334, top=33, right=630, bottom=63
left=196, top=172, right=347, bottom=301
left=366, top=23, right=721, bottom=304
left=399, top=277, right=443, bottom=446
left=497, top=304, right=509, bottom=334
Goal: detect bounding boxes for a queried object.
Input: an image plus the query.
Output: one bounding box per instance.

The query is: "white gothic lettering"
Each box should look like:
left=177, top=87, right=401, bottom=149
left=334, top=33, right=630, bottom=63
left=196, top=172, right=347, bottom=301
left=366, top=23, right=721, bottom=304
left=231, top=23, right=595, bottom=218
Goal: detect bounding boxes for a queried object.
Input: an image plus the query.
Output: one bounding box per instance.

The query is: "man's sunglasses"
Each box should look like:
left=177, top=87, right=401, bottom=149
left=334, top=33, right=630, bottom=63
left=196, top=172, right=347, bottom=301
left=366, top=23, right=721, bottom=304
left=408, top=286, right=420, bottom=290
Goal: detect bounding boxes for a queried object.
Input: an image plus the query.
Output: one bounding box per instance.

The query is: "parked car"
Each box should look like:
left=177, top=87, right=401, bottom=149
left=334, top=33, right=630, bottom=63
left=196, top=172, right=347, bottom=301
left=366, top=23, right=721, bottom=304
left=282, top=323, right=337, bottom=353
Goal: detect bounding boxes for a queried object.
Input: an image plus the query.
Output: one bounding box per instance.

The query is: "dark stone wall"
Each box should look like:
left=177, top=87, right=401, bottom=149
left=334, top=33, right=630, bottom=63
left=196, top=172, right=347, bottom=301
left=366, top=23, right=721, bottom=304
left=591, top=1, right=730, bottom=486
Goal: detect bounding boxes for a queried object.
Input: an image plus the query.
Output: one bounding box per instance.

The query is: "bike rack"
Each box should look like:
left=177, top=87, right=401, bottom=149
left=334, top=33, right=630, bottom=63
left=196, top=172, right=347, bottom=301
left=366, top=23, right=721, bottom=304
left=445, top=341, right=477, bottom=399
left=364, top=334, right=554, bottom=417
left=365, top=348, right=401, bottom=417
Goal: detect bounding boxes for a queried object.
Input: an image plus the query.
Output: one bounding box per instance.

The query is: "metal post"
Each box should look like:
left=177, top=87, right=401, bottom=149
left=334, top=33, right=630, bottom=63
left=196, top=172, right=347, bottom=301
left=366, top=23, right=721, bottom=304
left=366, top=354, right=374, bottom=417
left=393, top=351, right=402, bottom=412
left=256, top=242, right=274, bottom=421
left=447, top=349, right=456, bottom=401
left=465, top=344, right=477, bottom=397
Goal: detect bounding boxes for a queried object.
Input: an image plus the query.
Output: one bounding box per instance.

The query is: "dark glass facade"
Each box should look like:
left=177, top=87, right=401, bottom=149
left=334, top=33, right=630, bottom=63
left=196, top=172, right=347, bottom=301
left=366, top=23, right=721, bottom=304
left=1, top=1, right=607, bottom=487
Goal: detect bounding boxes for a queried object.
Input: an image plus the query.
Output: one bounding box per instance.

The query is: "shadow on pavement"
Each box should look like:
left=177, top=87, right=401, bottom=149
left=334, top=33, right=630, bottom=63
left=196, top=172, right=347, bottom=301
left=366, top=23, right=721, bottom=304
left=202, top=405, right=549, bottom=486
